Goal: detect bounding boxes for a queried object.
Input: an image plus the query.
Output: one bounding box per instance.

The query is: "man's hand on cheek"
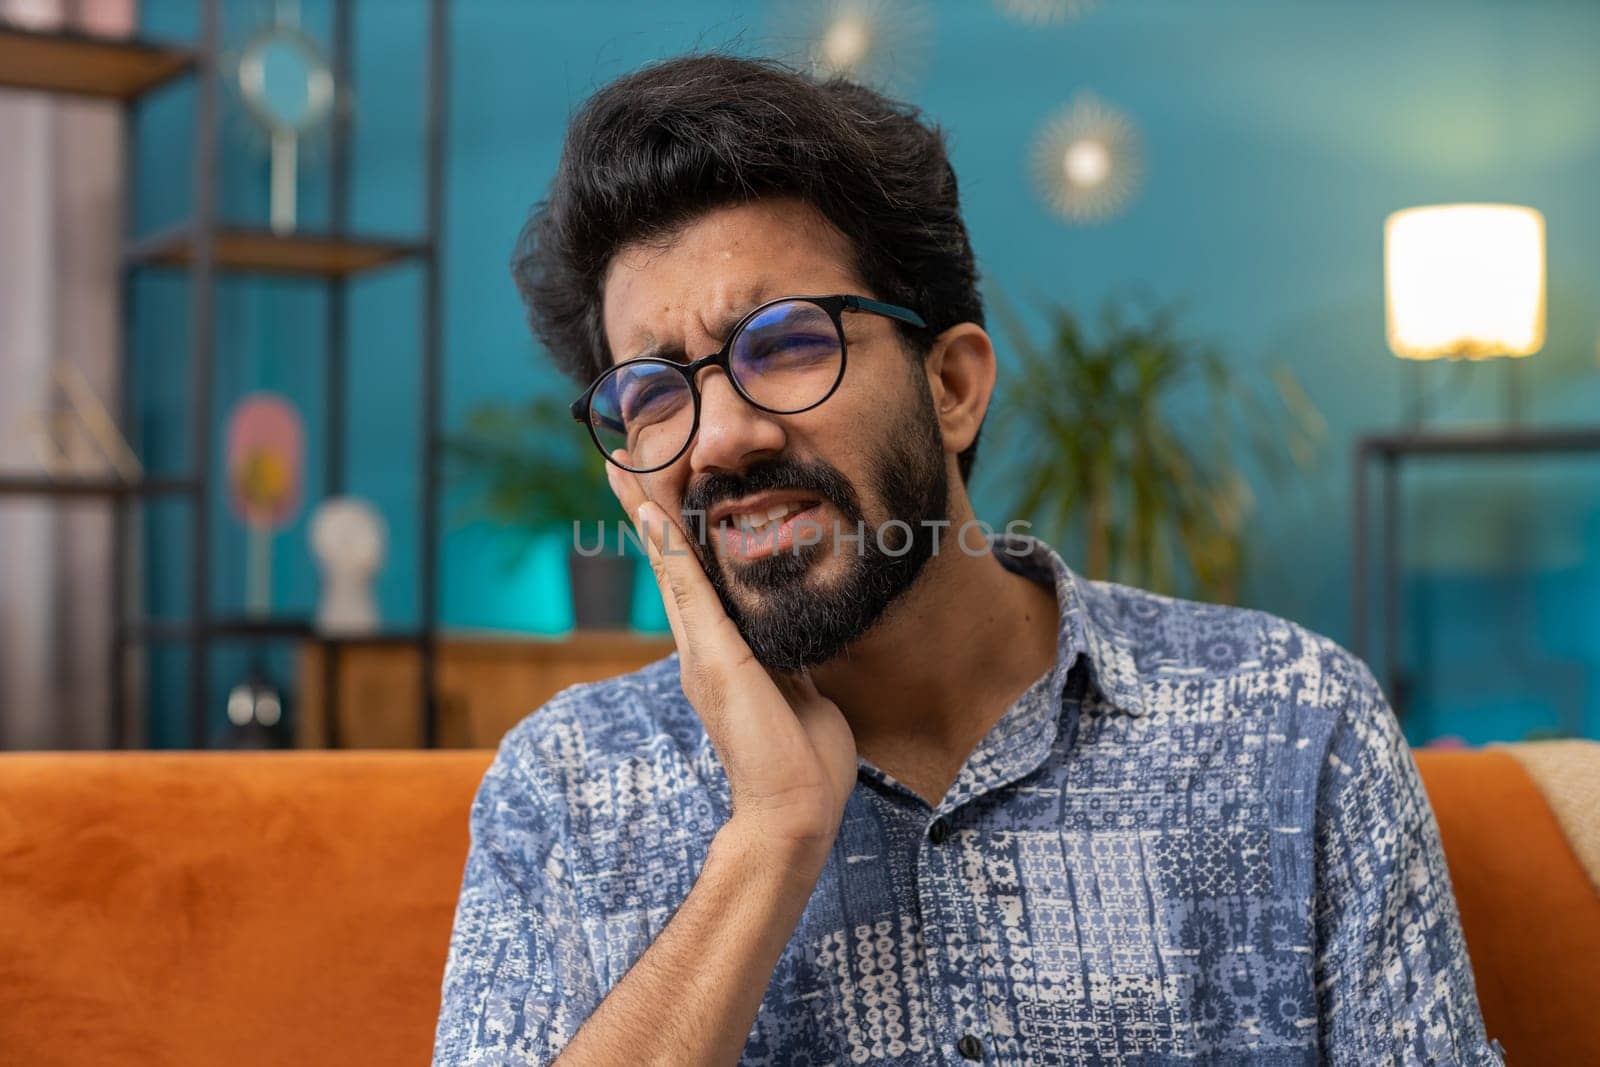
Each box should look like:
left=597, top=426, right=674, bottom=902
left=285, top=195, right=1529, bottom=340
left=602, top=450, right=858, bottom=861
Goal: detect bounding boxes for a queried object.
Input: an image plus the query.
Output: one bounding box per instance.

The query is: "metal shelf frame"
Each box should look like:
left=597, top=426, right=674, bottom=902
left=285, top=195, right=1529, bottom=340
left=0, top=2, right=449, bottom=750
left=1351, top=425, right=1600, bottom=726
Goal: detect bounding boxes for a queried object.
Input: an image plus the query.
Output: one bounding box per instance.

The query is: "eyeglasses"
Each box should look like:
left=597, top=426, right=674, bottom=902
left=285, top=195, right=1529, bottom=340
left=570, top=294, right=927, bottom=473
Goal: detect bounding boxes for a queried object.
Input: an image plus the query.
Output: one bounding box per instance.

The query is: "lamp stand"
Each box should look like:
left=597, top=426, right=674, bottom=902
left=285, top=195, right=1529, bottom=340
left=1504, top=357, right=1523, bottom=426
left=1408, top=359, right=1427, bottom=427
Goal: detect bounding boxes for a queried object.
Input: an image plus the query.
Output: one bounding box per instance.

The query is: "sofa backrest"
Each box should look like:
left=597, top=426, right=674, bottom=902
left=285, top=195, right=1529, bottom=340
left=0, top=751, right=492, bottom=1067
left=0, top=746, right=1594, bottom=1065
left=1413, top=746, right=1600, bottom=1064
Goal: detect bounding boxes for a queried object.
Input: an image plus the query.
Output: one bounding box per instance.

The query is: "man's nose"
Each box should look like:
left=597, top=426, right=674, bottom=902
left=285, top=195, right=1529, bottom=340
left=686, top=367, right=786, bottom=473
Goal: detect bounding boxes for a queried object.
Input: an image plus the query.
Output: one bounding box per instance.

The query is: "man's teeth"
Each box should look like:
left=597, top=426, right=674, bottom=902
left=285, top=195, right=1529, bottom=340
left=731, top=502, right=808, bottom=530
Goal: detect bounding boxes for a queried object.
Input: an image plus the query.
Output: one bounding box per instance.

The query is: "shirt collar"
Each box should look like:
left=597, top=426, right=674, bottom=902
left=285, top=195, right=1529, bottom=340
left=992, top=531, right=1149, bottom=719
left=685, top=532, right=1148, bottom=816
left=920, top=531, right=1148, bottom=813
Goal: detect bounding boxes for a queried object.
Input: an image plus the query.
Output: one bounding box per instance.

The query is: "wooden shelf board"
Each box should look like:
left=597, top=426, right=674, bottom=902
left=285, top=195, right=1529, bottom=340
left=439, top=628, right=676, bottom=659
left=121, top=621, right=669, bottom=660
left=0, top=24, right=194, bottom=100
left=0, top=474, right=196, bottom=498
left=125, top=617, right=315, bottom=642
left=125, top=618, right=438, bottom=644
left=126, top=225, right=428, bottom=278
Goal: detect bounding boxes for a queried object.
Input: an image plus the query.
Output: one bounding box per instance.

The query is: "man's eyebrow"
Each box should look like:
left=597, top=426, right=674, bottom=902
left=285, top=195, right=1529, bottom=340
left=625, top=298, right=766, bottom=365
left=630, top=339, right=691, bottom=365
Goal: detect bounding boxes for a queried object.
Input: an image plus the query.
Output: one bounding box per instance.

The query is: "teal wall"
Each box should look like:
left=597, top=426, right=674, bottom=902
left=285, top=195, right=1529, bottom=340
left=133, top=0, right=1600, bottom=747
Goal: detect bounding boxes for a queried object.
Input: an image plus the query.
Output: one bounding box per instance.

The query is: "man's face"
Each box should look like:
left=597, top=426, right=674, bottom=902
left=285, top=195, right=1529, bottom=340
left=600, top=197, right=952, bottom=670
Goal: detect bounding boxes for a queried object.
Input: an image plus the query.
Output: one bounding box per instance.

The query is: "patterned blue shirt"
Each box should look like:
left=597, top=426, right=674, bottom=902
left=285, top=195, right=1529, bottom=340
left=433, top=534, right=1503, bottom=1065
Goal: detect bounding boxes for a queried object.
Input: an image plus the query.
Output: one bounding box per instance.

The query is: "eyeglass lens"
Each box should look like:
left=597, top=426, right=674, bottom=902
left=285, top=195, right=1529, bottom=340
left=586, top=299, right=844, bottom=471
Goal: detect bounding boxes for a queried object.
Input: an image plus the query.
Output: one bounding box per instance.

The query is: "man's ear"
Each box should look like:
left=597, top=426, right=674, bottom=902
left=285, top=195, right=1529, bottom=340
left=923, top=323, right=996, bottom=458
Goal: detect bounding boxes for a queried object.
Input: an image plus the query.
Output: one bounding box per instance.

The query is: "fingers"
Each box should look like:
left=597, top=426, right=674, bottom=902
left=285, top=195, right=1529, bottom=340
left=603, top=453, right=647, bottom=521
left=603, top=464, right=684, bottom=654
left=634, top=498, right=745, bottom=660
left=604, top=454, right=751, bottom=680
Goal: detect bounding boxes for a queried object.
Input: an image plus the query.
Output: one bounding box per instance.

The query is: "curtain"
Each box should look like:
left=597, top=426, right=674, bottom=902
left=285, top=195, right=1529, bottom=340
left=0, top=0, right=137, bottom=749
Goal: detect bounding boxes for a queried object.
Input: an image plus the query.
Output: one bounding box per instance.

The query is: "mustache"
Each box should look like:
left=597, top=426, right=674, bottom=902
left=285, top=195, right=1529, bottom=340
left=680, top=457, right=862, bottom=537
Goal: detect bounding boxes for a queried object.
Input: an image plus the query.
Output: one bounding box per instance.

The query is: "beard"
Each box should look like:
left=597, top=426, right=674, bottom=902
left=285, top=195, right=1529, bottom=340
left=680, top=385, right=950, bottom=671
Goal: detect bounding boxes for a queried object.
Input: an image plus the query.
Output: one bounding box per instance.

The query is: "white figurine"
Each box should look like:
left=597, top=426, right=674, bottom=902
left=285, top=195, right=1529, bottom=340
left=309, top=497, right=386, bottom=635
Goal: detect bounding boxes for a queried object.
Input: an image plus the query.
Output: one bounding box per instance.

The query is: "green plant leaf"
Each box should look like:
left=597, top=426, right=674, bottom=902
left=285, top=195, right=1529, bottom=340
left=443, top=393, right=628, bottom=564
left=993, top=291, right=1324, bottom=601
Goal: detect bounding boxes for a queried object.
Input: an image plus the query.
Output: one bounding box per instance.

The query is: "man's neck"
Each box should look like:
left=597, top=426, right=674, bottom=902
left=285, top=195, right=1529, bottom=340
left=809, top=526, right=1061, bottom=804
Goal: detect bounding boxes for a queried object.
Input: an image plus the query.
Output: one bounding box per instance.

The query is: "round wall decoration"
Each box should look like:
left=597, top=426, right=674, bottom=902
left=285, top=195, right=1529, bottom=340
left=994, top=0, right=1098, bottom=25
left=1030, top=91, right=1143, bottom=224
left=772, top=0, right=932, bottom=93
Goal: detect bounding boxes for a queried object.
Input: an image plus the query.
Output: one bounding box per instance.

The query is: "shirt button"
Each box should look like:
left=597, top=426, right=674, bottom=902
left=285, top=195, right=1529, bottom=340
left=928, top=817, right=951, bottom=845
left=957, top=1034, right=983, bottom=1060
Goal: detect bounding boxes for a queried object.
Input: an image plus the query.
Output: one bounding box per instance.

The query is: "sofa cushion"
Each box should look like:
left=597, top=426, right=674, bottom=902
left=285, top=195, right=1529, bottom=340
left=0, top=746, right=1594, bottom=1065
left=0, top=751, right=492, bottom=1067
left=1415, top=746, right=1600, bottom=1065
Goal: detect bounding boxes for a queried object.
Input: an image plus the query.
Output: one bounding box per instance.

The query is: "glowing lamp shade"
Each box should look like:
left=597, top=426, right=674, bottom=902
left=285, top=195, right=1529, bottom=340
left=1385, top=204, right=1546, bottom=361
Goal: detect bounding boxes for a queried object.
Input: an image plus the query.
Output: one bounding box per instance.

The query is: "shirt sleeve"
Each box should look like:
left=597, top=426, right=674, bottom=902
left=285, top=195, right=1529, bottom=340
left=432, top=728, right=603, bottom=1066
left=1312, top=654, right=1505, bottom=1066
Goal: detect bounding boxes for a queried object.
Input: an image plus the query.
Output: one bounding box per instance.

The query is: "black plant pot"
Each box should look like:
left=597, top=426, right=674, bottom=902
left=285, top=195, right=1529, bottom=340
left=568, top=548, right=635, bottom=629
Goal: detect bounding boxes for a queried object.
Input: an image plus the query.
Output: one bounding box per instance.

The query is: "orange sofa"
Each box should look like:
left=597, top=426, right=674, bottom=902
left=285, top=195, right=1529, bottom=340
left=0, top=745, right=1595, bottom=1066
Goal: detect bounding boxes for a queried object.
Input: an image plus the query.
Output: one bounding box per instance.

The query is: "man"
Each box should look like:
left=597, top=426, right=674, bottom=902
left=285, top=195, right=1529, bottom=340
left=433, top=54, right=1502, bottom=1065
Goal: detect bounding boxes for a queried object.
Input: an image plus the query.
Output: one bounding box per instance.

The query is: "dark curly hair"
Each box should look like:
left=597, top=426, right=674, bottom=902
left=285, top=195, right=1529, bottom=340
left=511, top=52, right=985, bottom=483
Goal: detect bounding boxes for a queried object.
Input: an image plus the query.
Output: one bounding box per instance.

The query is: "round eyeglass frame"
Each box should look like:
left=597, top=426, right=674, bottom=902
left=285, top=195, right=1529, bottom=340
left=569, top=293, right=927, bottom=474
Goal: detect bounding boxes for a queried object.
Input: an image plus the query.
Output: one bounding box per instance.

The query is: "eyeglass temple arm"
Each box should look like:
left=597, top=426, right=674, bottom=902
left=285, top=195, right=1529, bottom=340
left=570, top=395, right=627, bottom=436
left=841, top=295, right=928, bottom=329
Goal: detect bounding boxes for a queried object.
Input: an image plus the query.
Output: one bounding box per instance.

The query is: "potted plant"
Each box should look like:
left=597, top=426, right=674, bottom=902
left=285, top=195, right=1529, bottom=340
left=445, top=394, right=636, bottom=629
left=990, top=291, right=1324, bottom=603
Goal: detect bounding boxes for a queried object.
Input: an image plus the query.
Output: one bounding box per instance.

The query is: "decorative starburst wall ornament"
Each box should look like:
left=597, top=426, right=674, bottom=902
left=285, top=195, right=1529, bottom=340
left=771, top=0, right=932, bottom=94
left=221, top=0, right=347, bottom=234
left=994, top=0, right=1098, bottom=25
left=1030, top=92, right=1143, bottom=224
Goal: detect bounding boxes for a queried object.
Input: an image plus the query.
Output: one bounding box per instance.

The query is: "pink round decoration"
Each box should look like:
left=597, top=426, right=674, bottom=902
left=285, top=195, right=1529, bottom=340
left=225, top=393, right=305, bottom=530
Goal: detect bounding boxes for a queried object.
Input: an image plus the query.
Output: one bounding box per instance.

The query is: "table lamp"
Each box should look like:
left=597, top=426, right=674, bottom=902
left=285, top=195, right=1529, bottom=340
left=1384, top=203, right=1546, bottom=424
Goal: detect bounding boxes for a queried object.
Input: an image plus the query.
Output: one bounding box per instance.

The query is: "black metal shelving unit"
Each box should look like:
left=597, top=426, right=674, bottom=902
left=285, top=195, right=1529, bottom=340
left=0, top=2, right=448, bottom=750
left=1351, top=425, right=1600, bottom=728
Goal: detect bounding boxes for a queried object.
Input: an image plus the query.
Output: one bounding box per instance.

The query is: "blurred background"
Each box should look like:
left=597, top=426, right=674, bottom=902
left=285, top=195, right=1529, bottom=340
left=2, top=0, right=1597, bottom=753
